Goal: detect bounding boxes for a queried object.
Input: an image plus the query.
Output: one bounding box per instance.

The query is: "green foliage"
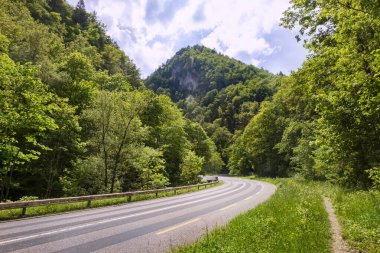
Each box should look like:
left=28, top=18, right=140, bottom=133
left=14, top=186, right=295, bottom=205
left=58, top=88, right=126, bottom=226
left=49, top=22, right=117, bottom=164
left=119, top=144, right=169, bottom=191
left=229, top=101, right=288, bottom=177
left=72, top=0, right=88, bottom=29
left=0, top=51, right=62, bottom=200
left=25, top=96, right=82, bottom=198
left=132, top=147, right=169, bottom=190
left=180, top=151, right=204, bottom=185
left=231, top=0, right=380, bottom=188
left=367, top=167, right=380, bottom=190
left=60, top=157, right=105, bottom=196
left=146, top=47, right=280, bottom=170
left=96, top=73, right=132, bottom=92
left=201, top=77, right=278, bottom=133
left=82, top=90, right=149, bottom=193
left=59, top=52, right=95, bottom=81
left=0, top=0, right=144, bottom=200
left=284, top=0, right=380, bottom=187
left=140, top=94, right=191, bottom=185
left=146, top=45, right=270, bottom=101
left=0, top=45, right=82, bottom=199
left=19, top=196, right=39, bottom=201
left=0, top=33, right=9, bottom=53
left=184, top=121, right=224, bottom=174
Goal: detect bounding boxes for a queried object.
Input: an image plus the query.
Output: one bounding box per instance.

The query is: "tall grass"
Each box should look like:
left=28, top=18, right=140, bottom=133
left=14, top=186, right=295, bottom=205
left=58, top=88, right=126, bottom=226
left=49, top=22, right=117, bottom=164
left=329, top=189, right=380, bottom=252
left=300, top=179, right=380, bottom=253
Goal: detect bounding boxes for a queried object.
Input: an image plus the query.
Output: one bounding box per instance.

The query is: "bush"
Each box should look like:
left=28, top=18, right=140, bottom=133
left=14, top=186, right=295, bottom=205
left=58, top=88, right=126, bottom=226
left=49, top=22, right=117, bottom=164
left=367, top=167, right=380, bottom=190
left=19, top=196, right=39, bottom=201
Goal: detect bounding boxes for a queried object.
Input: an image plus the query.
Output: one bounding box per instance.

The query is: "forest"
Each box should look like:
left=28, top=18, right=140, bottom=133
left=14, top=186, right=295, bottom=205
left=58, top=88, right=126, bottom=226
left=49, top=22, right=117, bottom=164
left=0, top=0, right=222, bottom=201
left=147, top=0, right=380, bottom=189
left=228, top=0, right=380, bottom=188
left=1, top=0, right=379, bottom=203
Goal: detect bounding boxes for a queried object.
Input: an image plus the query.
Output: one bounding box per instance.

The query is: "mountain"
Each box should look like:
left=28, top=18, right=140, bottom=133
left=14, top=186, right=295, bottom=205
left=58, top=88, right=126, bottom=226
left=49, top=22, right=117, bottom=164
left=145, top=45, right=283, bottom=168
left=145, top=45, right=272, bottom=101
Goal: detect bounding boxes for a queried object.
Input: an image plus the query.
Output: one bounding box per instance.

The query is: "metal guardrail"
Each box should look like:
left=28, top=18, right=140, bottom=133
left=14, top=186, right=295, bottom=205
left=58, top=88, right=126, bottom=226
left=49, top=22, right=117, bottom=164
left=0, top=181, right=218, bottom=216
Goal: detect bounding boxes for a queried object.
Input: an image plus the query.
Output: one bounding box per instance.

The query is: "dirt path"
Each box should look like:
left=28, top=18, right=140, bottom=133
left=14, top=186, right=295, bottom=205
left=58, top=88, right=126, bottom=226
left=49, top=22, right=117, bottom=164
left=323, top=197, right=350, bottom=253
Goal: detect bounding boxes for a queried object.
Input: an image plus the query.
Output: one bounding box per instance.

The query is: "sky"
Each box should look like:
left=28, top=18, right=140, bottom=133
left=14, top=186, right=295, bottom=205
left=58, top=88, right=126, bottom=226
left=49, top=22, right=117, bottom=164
left=67, top=0, right=307, bottom=78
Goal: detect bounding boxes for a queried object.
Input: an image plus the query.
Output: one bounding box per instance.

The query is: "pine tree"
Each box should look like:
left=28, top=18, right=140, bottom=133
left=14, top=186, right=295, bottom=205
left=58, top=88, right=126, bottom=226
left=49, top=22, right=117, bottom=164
left=72, top=0, right=88, bottom=28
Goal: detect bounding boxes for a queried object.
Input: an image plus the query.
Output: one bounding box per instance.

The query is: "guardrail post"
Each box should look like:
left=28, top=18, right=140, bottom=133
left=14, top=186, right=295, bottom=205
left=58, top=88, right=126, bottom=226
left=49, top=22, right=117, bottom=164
left=21, top=207, right=26, bottom=217
left=128, top=196, right=132, bottom=202
left=87, top=200, right=91, bottom=208
left=174, top=189, right=176, bottom=195
left=155, top=192, right=158, bottom=198
left=198, top=185, right=200, bottom=190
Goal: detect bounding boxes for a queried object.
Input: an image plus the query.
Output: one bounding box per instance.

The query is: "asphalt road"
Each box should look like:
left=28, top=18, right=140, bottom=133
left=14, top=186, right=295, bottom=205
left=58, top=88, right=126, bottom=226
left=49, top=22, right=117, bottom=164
left=0, top=177, right=276, bottom=253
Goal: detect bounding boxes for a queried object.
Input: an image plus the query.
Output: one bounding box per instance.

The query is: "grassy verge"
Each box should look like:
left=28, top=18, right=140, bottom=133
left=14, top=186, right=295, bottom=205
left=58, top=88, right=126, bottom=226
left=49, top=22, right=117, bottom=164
left=173, top=177, right=380, bottom=253
left=173, top=178, right=331, bottom=253
left=324, top=186, right=380, bottom=252
left=0, top=182, right=222, bottom=221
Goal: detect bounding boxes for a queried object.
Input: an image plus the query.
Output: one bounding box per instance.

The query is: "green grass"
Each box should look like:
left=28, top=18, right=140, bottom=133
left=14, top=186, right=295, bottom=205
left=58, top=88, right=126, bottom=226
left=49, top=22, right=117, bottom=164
left=0, top=182, right=222, bottom=221
left=173, top=177, right=380, bottom=253
left=326, top=188, right=380, bottom=252
left=296, top=179, right=380, bottom=253
left=173, top=178, right=331, bottom=253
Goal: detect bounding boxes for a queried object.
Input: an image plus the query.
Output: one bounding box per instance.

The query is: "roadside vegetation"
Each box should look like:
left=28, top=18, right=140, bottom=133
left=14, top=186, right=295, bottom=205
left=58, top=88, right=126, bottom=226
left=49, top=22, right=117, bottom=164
left=0, top=182, right=222, bottom=221
left=326, top=186, right=380, bottom=252
left=173, top=178, right=380, bottom=253
left=0, top=0, right=224, bottom=203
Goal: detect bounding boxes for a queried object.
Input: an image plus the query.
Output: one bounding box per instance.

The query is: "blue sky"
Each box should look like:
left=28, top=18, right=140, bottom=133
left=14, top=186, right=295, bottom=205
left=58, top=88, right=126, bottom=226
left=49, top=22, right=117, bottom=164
left=67, top=0, right=307, bottom=77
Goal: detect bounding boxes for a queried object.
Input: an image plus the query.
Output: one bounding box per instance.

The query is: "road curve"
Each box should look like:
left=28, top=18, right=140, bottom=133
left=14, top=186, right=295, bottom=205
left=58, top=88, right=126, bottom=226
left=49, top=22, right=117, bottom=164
left=0, top=177, right=276, bottom=253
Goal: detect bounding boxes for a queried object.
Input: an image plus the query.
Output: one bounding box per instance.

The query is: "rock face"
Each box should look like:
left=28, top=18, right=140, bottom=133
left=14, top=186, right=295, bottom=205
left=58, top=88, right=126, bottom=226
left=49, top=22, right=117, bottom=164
left=180, top=71, right=199, bottom=91
left=145, top=45, right=268, bottom=102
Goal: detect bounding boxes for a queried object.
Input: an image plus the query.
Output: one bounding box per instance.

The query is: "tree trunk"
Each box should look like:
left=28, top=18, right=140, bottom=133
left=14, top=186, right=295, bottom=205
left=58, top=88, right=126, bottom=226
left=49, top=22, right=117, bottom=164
left=45, top=149, right=61, bottom=199
left=109, top=116, right=135, bottom=193
left=103, top=145, right=108, bottom=189
left=4, top=166, right=13, bottom=201
left=0, top=176, right=4, bottom=202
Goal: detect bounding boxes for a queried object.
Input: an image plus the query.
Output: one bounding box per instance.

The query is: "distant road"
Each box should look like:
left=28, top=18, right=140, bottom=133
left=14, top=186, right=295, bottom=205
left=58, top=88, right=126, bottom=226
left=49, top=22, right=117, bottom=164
left=0, top=177, right=276, bottom=253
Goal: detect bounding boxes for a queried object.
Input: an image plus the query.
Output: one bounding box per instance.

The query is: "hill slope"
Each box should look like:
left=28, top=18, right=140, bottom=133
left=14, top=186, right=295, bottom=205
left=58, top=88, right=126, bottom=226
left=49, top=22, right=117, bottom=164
left=145, top=45, right=271, bottom=101
left=145, top=45, right=282, bottom=167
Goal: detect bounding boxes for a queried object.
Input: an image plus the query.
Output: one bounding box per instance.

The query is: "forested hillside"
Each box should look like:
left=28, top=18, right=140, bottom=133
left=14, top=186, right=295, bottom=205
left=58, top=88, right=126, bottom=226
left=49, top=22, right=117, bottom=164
left=146, top=46, right=283, bottom=168
left=230, top=0, right=380, bottom=188
left=147, top=1, right=380, bottom=189
left=0, top=0, right=222, bottom=201
left=146, top=45, right=272, bottom=101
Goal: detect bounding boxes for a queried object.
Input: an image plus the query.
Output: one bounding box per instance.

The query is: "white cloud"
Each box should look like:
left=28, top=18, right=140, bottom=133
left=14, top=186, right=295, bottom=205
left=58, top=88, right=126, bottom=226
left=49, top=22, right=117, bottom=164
left=67, top=0, right=306, bottom=77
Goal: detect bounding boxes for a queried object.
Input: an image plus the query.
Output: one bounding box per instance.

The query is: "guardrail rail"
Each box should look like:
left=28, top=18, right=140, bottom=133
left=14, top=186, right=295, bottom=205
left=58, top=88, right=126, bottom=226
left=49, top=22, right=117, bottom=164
left=0, top=180, right=219, bottom=217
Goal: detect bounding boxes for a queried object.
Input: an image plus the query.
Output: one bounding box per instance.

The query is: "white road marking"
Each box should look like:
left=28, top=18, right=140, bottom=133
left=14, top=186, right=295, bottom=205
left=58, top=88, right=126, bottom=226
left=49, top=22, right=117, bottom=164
left=243, top=184, right=263, bottom=200
left=255, top=186, right=263, bottom=195
left=156, top=218, right=200, bottom=235
left=219, top=203, right=238, bottom=211
left=0, top=183, right=249, bottom=245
